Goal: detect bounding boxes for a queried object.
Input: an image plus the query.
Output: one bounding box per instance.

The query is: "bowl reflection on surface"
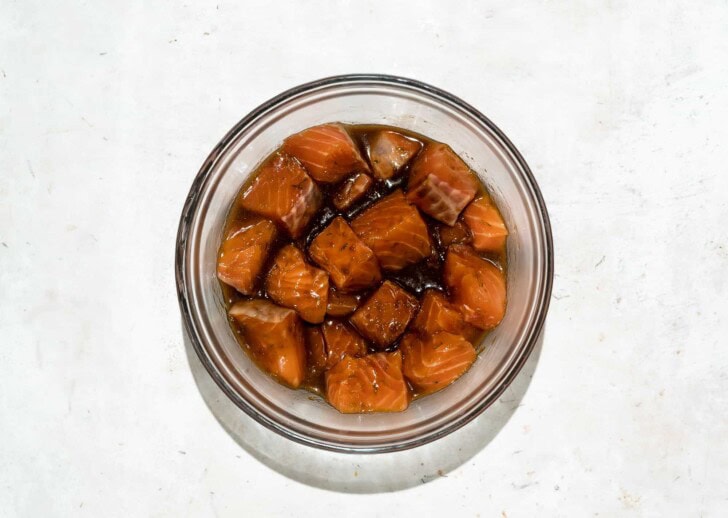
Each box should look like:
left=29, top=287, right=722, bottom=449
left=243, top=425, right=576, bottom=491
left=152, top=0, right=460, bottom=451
left=183, top=323, right=545, bottom=492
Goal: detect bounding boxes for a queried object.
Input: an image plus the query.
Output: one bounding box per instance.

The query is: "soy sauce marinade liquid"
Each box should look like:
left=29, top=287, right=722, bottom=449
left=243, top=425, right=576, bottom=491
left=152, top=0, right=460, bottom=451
left=219, top=124, right=507, bottom=398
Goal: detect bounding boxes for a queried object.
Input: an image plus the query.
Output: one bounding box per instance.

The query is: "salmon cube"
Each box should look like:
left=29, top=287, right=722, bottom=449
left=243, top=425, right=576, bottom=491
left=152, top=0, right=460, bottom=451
left=436, top=220, right=472, bottom=248
left=444, top=245, right=506, bottom=330
left=407, top=143, right=479, bottom=225
left=309, top=216, right=382, bottom=292
left=326, top=288, right=361, bottom=317
left=411, top=290, right=480, bottom=343
left=305, top=326, right=327, bottom=378
left=229, top=300, right=306, bottom=388
left=217, top=219, right=277, bottom=295
left=325, top=351, right=410, bottom=413
left=350, top=280, right=418, bottom=348
left=333, top=173, right=373, bottom=210
left=462, top=195, right=509, bottom=253
left=367, top=130, right=422, bottom=180
left=401, top=332, right=476, bottom=395
left=282, top=123, right=370, bottom=184
left=240, top=153, right=322, bottom=238
left=265, top=245, right=329, bottom=324
left=321, top=320, right=368, bottom=369
left=350, top=190, right=432, bottom=271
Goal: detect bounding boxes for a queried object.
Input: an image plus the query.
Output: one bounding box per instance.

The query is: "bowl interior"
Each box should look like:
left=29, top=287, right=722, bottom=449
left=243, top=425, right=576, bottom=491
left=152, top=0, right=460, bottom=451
left=179, top=77, right=551, bottom=452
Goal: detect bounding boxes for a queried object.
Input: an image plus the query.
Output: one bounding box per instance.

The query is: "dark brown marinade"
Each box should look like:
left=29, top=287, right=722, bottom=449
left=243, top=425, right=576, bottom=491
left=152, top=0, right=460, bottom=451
left=219, top=124, right=505, bottom=396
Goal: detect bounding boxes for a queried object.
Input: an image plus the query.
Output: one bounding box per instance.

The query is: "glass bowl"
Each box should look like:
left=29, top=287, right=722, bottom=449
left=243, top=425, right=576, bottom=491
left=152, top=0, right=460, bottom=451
left=175, top=74, right=553, bottom=453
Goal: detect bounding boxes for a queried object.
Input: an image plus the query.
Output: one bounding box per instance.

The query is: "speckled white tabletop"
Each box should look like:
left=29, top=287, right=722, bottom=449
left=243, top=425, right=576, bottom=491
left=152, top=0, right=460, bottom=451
left=2, top=1, right=727, bottom=516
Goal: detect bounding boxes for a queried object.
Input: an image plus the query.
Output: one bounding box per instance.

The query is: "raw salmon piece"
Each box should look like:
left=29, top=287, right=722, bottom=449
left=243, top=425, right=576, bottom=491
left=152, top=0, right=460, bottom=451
left=333, top=173, right=373, bottom=210
left=400, top=332, right=476, bottom=395
left=305, top=326, right=327, bottom=377
left=444, top=245, right=506, bottom=330
left=326, top=288, right=361, bottom=317
left=265, top=245, right=329, bottom=324
left=350, top=190, right=432, bottom=271
left=367, top=130, right=422, bottom=180
left=309, top=216, right=382, bottom=292
left=321, top=320, right=368, bottom=369
left=411, top=290, right=480, bottom=343
left=350, top=280, right=419, bottom=348
left=325, top=351, right=410, bottom=413
left=216, top=219, right=277, bottom=295
left=436, top=220, right=472, bottom=248
left=240, top=153, right=322, bottom=238
left=462, top=196, right=508, bottom=253
left=229, top=300, right=306, bottom=388
left=406, top=143, right=479, bottom=225
left=282, top=123, right=371, bottom=183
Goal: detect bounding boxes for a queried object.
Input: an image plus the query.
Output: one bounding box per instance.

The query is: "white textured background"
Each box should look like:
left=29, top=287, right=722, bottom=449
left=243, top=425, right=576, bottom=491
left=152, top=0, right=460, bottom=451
left=2, top=0, right=727, bottom=516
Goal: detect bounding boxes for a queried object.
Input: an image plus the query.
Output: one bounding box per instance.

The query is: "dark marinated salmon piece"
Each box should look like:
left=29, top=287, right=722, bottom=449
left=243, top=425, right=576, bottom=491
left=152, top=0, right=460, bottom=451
left=462, top=195, right=508, bottom=253
left=367, top=130, right=422, bottom=180
left=350, top=190, right=432, bottom=271
left=325, top=351, right=410, bottom=413
left=240, top=153, right=322, bottom=238
left=282, top=123, right=370, bottom=183
left=305, top=326, right=327, bottom=377
left=217, top=219, right=277, bottom=295
left=407, top=143, right=479, bottom=225
left=411, top=290, right=480, bottom=343
left=333, top=173, right=373, bottom=210
left=400, top=332, right=476, bottom=395
left=326, top=288, right=361, bottom=317
left=444, top=245, right=506, bottom=330
left=265, top=245, right=329, bottom=324
left=350, top=280, right=419, bottom=348
left=436, top=220, right=472, bottom=248
left=309, top=216, right=382, bottom=292
left=229, top=300, right=306, bottom=388
left=321, top=320, right=367, bottom=369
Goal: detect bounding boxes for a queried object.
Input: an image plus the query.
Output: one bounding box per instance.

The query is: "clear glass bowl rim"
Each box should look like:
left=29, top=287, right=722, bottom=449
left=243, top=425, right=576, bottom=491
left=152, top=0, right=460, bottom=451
left=175, top=74, right=554, bottom=453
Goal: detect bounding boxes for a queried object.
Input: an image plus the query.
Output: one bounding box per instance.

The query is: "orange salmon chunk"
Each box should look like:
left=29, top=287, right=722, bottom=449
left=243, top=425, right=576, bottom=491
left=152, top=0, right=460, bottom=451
left=367, top=130, right=422, bottom=180
left=407, top=143, right=479, bottom=225
left=216, top=219, right=277, bottom=295
left=325, top=351, right=410, bottom=413
left=401, top=332, right=476, bottom=395
left=444, top=245, right=506, bottom=330
left=321, top=320, right=368, bottom=369
left=229, top=300, right=306, bottom=388
left=309, top=216, right=382, bottom=292
left=333, top=173, right=374, bottom=210
left=326, top=288, right=361, bottom=317
left=351, top=190, right=432, bottom=271
left=240, top=153, right=322, bottom=238
left=436, top=220, right=472, bottom=248
left=462, top=196, right=509, bottom=253
left=350, top=280, right=418, bottom=348
left=265, top=245, right=329, bottom=324
left=282, top=123, right=371, bottom=183
left=411, top=289, right=480, bottom=343
left=305, top=326, right=328, bottom=378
